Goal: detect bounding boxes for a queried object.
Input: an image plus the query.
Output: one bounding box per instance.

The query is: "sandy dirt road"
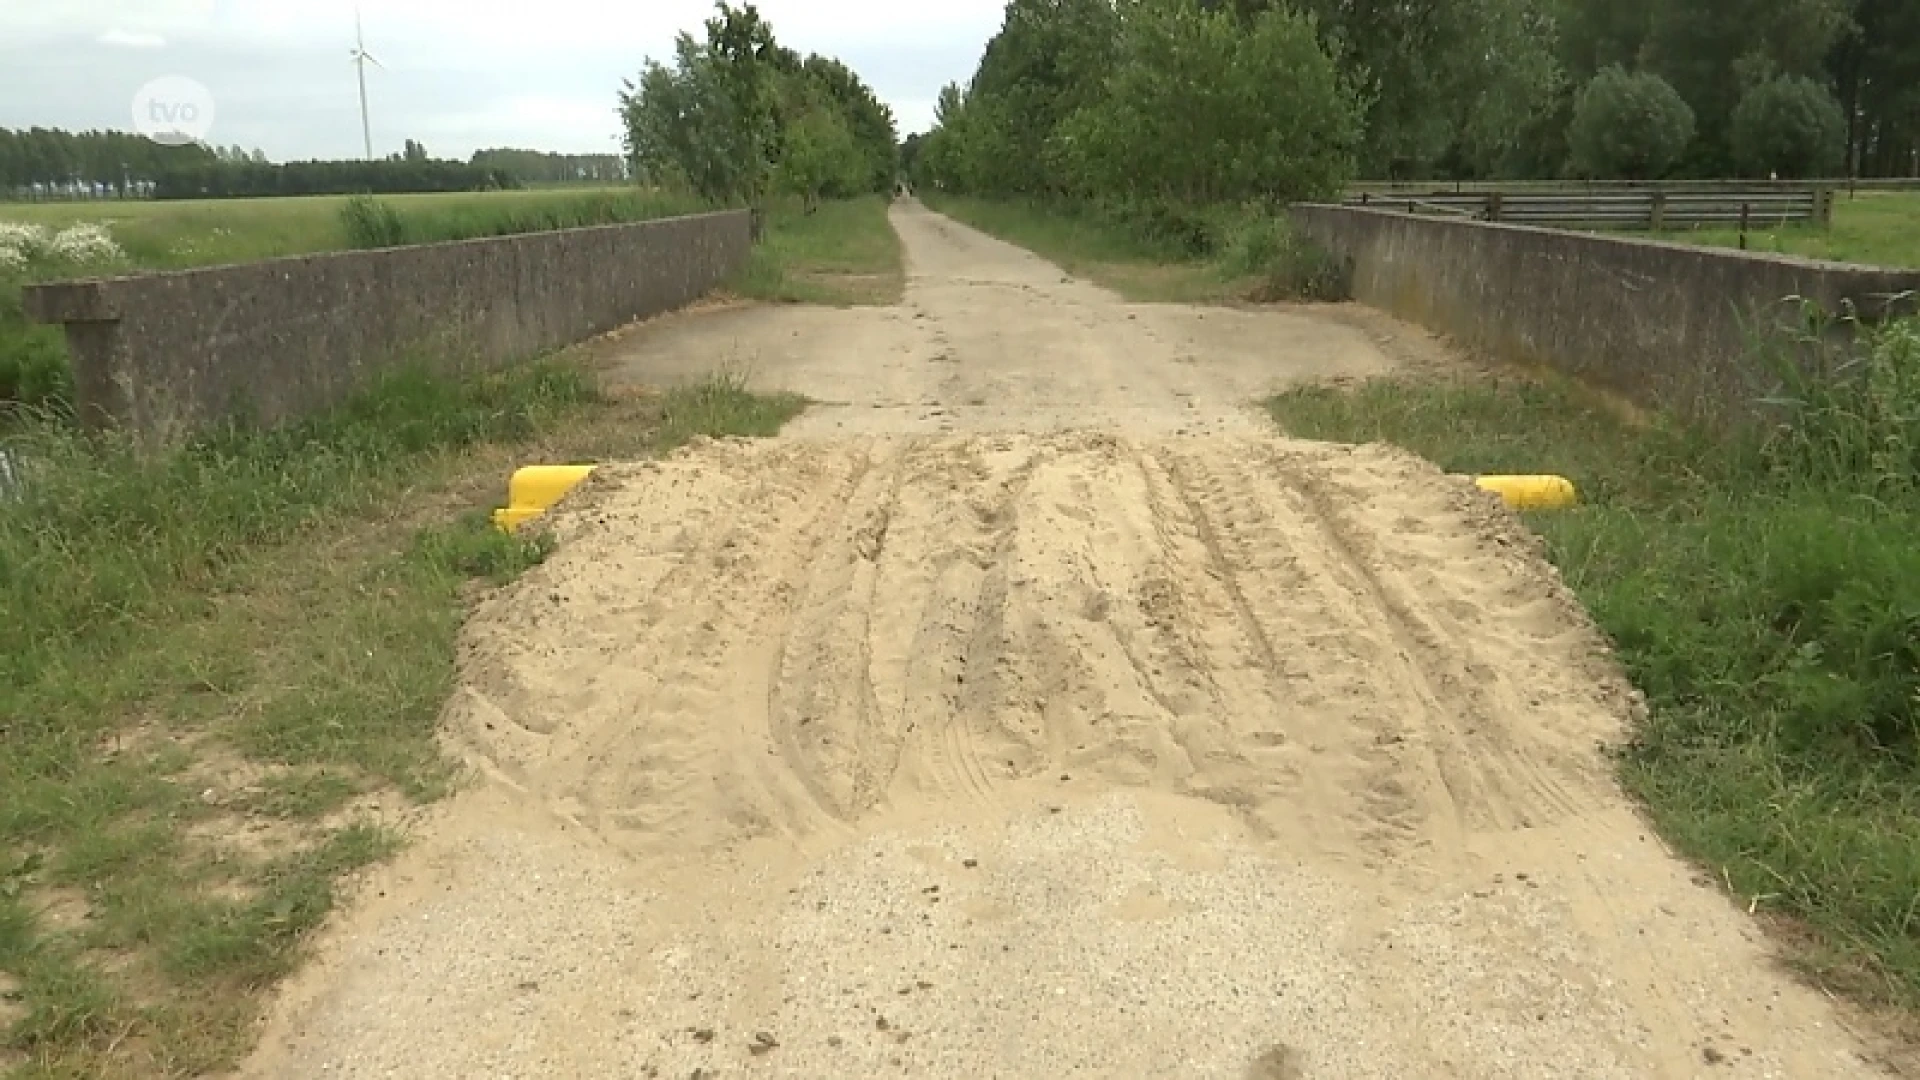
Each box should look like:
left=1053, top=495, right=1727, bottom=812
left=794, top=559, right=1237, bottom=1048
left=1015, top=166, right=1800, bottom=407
left=241, top=203, right=1882, bottom=1079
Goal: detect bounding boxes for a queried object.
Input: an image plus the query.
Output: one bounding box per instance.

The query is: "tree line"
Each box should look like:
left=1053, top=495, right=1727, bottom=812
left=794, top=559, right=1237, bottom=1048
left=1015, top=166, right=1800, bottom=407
left=152, top=159, right=520, bottom=200
left=911, top=0, right=1919, bottom=198
left=470, top=149, right=630, bottom=185
left=620, top=2, right=899, bottom=210
left=0, top=128, right=221, bottom=191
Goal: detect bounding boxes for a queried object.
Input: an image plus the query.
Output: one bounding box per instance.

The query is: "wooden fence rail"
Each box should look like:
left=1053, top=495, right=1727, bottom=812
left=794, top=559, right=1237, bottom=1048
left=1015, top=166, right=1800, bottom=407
left=1341, top=188, right=1837, bottom=230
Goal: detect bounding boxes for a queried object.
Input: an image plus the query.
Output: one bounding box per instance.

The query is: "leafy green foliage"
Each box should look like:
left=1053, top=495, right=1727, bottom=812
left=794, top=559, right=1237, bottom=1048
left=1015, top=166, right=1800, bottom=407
left=340, top=195, right=406, bottom=249
left=775, top=95, right=866, bottom=211
left=1050, top=3, right=1359, bottom=204
left=620, top=2, right=897, bottom=205
left=1293, top=0, right=1566, bottom=179
left=1731, top=75, right=1848, bottom=178
left=1567, top=66, right=1697, bottom=180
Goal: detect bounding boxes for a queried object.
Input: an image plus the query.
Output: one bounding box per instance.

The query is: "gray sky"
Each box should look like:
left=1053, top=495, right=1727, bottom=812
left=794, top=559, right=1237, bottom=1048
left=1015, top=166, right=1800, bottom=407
left=0, top=0, right=1002, bottom=162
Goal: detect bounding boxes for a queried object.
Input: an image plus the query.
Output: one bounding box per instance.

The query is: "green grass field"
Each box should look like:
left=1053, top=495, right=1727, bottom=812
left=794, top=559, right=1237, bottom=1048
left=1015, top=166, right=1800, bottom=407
left=1653, top=189, right=1920, bottom=268
left=0, top=187, right=702, bottom=270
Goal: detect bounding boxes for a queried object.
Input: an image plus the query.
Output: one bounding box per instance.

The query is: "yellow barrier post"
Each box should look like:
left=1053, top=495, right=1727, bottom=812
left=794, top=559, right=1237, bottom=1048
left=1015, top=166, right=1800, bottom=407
left=1471, top=475, right=1578, bottom=511
left=493, top=465, right=598, bottom=533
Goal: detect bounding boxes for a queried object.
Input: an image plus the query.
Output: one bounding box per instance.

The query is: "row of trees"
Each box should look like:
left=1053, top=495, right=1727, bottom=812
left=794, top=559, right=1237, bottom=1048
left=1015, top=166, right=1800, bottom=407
left=913, top=0, right=1360, bottom=204
left=913, top=0, right=1920, bottom=192
left=154, top=159, right=520, bottom=200
left=0, top=128, right=223, bottom=190
left=619, top=3, right=899, bottom=209
left=470, top=149, right=630, bottom=184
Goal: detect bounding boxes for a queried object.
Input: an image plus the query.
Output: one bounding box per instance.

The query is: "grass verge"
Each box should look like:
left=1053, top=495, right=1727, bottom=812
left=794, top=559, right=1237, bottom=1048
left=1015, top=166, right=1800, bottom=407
left=0, top=361, right=803, bottom=1078
left=919, top=193, right=1345, bottom=304
left=731, top=195, right=904, bottom=306
left=1267, top=316, right=1920, bottom=1016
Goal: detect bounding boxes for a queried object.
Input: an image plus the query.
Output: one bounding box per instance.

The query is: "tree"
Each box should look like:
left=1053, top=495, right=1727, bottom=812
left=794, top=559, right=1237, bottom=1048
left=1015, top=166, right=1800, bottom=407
left=1635, top=0, right=1849, bottom=172
left=620, top=2, right=895, bottom=204
left=1051, top=0, right=1360, bottom=203
left=776, top=103, right=864, bottom=211
left=1567, top=66, right=1696, bottom=179
left=1731, top=74, right=1847, bottom=176
left=403, top=139, right=429, bottom=163
left=1828, top=0, right=1920, bottom=177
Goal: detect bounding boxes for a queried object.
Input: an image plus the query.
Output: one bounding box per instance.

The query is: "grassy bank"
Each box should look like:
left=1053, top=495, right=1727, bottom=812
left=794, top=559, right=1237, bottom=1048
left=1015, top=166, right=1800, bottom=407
left=1268, top=317, right=1920, bottom=1012
left=0, top=361, right=802, bottom=1078
left=919, top=193, right=1344, bottom=303
left=732, top=195, right=904, bottom=306
left=1652, top=189, right=1920, bottom=268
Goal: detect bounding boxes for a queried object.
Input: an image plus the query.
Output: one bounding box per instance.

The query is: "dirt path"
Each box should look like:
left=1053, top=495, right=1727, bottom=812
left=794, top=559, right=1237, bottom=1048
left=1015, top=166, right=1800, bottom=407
left=242, top=203, right=1881, bottom=1079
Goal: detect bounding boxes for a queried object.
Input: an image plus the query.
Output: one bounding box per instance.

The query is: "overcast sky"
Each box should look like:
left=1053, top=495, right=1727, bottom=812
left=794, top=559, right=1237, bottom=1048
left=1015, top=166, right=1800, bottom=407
left=0, top=0, right=1004, bottom=162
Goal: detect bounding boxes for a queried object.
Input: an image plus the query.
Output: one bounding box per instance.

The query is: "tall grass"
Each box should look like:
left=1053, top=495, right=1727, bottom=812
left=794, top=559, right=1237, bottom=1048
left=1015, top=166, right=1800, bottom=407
left=338, top=188, right=708, bottom=250
left=1269, top=314, right=1920, bottom=1004
left=731, top=195, right=904, bottom=305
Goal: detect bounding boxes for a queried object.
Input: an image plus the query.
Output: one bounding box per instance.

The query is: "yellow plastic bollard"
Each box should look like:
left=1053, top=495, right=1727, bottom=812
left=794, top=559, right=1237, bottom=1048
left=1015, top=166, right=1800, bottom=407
left=494, top=465, right=598, bottom=533
left=1472, top=474, right=1578, bottom=511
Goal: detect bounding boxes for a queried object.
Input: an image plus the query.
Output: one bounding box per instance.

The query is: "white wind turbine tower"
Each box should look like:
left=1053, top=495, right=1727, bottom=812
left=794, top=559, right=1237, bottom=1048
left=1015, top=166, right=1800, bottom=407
left=349, top=8, right=383, bottom=160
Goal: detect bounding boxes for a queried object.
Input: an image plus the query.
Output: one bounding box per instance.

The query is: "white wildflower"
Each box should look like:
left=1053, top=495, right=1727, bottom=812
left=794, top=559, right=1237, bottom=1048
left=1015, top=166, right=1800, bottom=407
left=47, top=223, right=125, bottom=266
left=0, top=221, right=50, bottom=270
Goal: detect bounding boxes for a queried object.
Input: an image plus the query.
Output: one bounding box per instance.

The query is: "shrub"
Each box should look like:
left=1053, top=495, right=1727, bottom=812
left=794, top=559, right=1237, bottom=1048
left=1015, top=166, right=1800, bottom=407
left=1567, top=66, right=1695, bottom=181
left=340, top=196, right=407, bottom=249
left=1218, top=216, right=1350, bottom=301
left=1731, top=75, right=1847, bottom=179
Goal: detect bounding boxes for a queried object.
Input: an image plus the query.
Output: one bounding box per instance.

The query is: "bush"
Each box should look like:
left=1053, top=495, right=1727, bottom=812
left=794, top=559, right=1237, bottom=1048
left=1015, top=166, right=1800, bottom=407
left=1092, top=199, right=1225, bottom=259
left=1217, top=216, right=1350, bottom=301
left=1568, top=66, right=1695, bottom=180
left=1731, top=75, right=1847, bottom=179
left=340, top=196, right=407, bottom=249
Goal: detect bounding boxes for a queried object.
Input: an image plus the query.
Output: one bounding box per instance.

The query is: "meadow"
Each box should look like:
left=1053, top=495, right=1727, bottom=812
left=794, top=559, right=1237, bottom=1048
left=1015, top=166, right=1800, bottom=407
left=1652, top=189, right=1920, bottom=268
left=0, top=186, right=702, bottom=269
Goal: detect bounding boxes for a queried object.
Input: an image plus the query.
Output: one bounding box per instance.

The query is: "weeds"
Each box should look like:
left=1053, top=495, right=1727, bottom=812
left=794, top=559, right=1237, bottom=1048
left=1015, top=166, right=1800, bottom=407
left=339, top=196, right=406, bottom=249
left=0, top=359, right=802, bottom=1076
left=1268, top=313, right=1920, bottom=1006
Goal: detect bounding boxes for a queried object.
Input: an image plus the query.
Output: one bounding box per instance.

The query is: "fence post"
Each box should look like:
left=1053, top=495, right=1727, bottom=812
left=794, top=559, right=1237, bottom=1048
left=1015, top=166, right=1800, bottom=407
left=1649, top=191, right=1667, bottom=232
left=1739, top=202, right=1751, bottom=249
left=1486, top=193, right=1503, bottom=222
left=1815, top=185, right=1834, bottom=228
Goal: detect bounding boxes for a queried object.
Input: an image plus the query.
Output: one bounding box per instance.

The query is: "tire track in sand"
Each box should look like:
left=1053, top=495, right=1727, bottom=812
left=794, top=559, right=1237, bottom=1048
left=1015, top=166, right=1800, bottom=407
left=246, top=202, right=1886, bottom=1080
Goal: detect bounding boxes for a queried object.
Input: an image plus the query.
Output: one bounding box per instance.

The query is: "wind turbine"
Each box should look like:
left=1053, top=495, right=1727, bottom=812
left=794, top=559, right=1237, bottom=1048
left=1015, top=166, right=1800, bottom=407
left=349, top=8, right=383, bottom=160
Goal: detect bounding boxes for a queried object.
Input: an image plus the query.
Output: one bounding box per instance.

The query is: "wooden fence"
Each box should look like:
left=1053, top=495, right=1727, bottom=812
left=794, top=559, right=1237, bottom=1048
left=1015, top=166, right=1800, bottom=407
left=1341, top=187, right=1837, bottom=230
